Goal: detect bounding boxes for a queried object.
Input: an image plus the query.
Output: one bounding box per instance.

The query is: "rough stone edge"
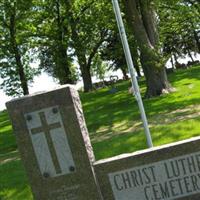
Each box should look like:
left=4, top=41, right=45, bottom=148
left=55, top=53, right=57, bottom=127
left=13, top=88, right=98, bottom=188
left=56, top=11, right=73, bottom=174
left=68, top=87, right=95, bottom=163
left=69, top=87, right=104, bottom=199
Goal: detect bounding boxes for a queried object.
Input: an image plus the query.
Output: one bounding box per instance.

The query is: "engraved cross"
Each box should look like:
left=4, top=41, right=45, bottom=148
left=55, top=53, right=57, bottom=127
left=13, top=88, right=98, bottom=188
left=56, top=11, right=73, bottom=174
left=31, top=111, right=62, bottom=174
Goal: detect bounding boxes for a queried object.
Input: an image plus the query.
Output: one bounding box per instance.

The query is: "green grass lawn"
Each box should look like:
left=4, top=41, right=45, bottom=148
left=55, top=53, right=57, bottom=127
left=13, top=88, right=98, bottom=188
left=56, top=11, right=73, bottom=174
left=82, top=65, right=200, bottom=159
left=1, top=65, right=200, bottom=199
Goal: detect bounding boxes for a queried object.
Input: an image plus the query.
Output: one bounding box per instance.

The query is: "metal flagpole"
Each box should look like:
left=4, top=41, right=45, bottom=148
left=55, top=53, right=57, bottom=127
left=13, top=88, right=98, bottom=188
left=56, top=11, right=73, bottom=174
left=112, top=0, right=153, bottom=148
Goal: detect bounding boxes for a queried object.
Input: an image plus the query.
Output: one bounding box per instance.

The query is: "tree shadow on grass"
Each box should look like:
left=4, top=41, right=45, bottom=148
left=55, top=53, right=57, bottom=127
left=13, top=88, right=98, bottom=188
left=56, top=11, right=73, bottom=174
left=0, top=159, right=32, bottom=200
left=0, top=110, right=17, bottom=156
left=0, top=111, right=10, bottom=126
left=93, top=130, right=147, bottom=160
left=93, top=116, right=200, bottom=161
left=0, top=129, right=17, bottom=155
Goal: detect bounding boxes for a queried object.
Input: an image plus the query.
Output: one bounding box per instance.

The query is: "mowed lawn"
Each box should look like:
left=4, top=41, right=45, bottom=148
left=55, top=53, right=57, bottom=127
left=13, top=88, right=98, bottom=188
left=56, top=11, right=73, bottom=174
left=1, top=65, right=200, bottom=199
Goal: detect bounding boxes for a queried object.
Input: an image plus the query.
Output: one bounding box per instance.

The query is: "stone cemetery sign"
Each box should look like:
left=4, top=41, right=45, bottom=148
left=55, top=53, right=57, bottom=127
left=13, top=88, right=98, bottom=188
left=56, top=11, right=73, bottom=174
left=94, top=137, right=200, bottom=200
left=6, top=86, right=102, bottom=200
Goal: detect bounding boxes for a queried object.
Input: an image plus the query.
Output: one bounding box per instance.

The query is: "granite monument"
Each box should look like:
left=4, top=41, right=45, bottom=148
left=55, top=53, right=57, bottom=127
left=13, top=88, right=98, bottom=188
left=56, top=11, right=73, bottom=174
left=6, top=86, right=102, bottom=200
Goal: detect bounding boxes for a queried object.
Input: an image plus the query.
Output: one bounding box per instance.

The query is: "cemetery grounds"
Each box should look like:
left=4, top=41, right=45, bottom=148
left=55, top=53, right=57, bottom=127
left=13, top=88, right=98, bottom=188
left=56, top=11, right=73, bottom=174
left=0, top=65, right=200, bottom=200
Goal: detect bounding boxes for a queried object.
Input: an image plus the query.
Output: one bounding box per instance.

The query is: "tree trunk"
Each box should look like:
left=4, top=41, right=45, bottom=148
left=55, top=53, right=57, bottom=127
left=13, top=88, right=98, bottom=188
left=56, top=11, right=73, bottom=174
left=171, top=56, right=175, bottom=69
left=55, top=0, right=73, bottom=84
left=141, top=52, right=171, bottom=97
left=10, top=7, right=29, bottom=95
left=125, top=6, right=142, bottom=77
left=81, top=65, right=93, bottom=92
left=173, top=53, right=178, bottom=64
left=124, top=0, right=172, bottom=97
left=121, top=67, right=129, bottom=80
left=132, top=52, right=141, bottom=77
left=66, top=1, right=93, bottom=92
left=55, top=44, right=74, bottom=84
left=71, top=30, right=93, bottom=92
left=187, top=49, right=194, bottom=62
left=139, top=0, right=159, bottom=46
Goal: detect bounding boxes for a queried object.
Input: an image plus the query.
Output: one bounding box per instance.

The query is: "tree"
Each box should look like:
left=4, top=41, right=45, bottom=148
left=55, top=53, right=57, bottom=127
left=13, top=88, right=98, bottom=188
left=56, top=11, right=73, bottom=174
left=92, top=54, right=108, bottom=83
left=34, top=0, right=75, bottom=84
left=162, top=0, right=200, bottom=54
left=124, top=0, right=172, bottom=97
left=101, top=31, right=141, bottom=79
left=158, top=0, right=200, bottom=59
left=64, top=0, right=111, bottom=92
left=0, top=1, right=38, bottom=96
